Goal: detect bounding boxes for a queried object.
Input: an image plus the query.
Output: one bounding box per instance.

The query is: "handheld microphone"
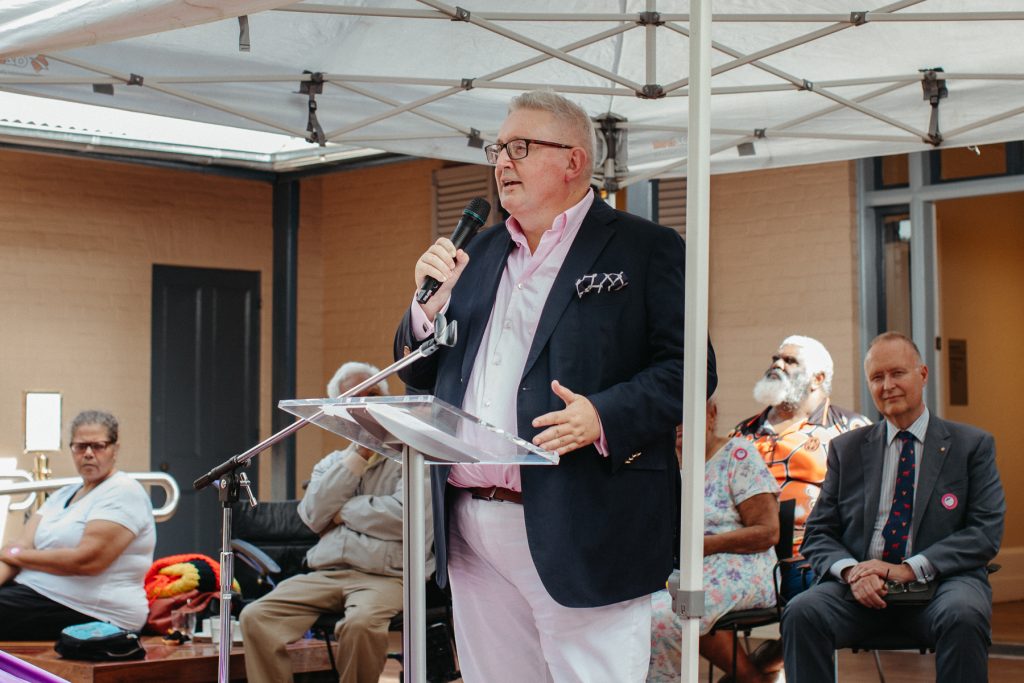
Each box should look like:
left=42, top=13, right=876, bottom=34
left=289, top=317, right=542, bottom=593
left=416, top=196, right=491, bottom=304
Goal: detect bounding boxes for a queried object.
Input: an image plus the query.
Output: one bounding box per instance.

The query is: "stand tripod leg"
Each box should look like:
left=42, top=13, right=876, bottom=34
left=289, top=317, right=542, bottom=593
left=402, top=445, right=427, bottom=683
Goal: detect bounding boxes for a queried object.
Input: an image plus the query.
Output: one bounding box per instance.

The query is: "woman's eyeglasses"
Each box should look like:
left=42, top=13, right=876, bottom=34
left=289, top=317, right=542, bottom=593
left=70, top=441, right=114, bottom=454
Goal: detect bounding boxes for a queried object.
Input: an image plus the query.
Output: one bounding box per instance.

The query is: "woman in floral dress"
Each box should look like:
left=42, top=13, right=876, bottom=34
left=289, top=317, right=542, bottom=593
left=649, top=397, right=780, bottom=683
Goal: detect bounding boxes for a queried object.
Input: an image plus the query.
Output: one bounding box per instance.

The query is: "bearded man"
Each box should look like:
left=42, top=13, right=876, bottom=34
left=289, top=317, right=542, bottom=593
left=731, top=336, right=870, bottom=569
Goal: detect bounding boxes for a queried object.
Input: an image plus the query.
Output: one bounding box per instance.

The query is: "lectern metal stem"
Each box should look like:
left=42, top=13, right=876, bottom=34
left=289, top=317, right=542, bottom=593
left=402, top=444, right=427, bottom=682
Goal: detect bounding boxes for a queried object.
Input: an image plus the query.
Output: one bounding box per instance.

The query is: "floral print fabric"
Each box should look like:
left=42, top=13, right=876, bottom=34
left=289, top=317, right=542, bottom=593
left=647, top=438, right=780, bottom=682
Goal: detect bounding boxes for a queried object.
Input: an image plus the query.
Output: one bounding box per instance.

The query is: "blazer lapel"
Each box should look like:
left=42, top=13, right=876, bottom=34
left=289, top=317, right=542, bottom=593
left=860, top=423, right=887, bottom=558
left=459, top=231, right=514, bottom=383
left=912, top=417, right=951, bottom=545
left=521, top=202, right=615, bottom=379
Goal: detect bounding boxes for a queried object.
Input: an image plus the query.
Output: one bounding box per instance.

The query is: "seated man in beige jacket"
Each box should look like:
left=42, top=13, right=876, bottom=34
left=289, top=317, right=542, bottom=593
left=240, top=362, right=434, bottom=683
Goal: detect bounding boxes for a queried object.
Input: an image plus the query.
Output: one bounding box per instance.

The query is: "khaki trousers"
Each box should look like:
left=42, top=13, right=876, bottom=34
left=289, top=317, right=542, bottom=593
left=239, top=568, right=403, bottom=683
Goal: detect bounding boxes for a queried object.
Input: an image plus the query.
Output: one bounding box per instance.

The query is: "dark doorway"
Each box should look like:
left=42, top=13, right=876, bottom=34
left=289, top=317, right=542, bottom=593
left=151, top=265, right=260, bottom=557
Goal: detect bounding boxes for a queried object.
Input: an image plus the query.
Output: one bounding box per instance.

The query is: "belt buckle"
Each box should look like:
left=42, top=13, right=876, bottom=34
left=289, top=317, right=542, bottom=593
left=473, top=486, right=499, bottom=501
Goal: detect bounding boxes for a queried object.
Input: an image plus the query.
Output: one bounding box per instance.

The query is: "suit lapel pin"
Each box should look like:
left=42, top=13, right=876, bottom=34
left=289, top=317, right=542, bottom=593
left=940, top=493, right=958, bottom=510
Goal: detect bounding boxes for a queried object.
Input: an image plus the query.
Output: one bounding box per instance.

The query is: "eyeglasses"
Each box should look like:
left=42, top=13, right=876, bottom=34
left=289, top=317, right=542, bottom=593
left=70, top=441, right=114, bottom=454
left=884, top=579, right=930, bottom=594
left=483, top=138, right=574, bottom=165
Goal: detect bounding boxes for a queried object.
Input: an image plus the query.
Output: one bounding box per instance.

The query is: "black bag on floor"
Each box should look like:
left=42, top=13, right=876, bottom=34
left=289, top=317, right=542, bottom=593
left=55, top=621, right=146, bottom=661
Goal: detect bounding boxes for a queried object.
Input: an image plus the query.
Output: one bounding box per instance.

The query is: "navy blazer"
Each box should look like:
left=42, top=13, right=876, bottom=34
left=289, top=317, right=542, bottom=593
left=801, top=416, right=1005, bottom=585
left=395, top=198, right=717, bottom=608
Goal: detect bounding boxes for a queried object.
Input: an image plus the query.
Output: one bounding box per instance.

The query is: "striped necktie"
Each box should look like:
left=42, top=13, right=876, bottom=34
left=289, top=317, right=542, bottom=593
left=881, top=431, right=916, bottom=563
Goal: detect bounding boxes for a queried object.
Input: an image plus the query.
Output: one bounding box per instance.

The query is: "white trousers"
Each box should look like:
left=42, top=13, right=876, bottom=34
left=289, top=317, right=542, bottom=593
left=448, top=492, right=652, bottom=683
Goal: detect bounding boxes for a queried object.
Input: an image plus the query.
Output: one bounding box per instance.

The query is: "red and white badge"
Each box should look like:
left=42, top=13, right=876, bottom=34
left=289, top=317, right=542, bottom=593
left=733, top=448, right=749, bottom=461
left=940, top=493, right=959, bottom=510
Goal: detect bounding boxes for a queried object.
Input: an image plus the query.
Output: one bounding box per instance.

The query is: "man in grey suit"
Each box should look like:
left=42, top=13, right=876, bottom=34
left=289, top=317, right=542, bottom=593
left=781, top=331, right=1005, bottom=681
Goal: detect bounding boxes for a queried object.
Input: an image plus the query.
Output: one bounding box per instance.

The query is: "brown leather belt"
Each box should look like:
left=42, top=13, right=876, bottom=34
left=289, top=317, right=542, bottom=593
left=466, top=485, right=523, bottom=504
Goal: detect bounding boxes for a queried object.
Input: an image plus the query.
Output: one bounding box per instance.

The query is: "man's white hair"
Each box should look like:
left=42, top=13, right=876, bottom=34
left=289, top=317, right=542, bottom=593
left=780, top=335, right=834, bottom=395
left=509, top=90, right=595, bottom=179
left=326, top=361, right=389, bottom=399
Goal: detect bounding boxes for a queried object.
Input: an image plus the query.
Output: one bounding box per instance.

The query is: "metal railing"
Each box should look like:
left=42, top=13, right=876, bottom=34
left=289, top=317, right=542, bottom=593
left=0, top=471, right=181, bottom=522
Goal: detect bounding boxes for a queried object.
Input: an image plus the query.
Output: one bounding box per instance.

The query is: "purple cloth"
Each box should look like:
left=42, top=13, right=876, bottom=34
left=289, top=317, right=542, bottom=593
left=0, top=651, right=70, bottom=683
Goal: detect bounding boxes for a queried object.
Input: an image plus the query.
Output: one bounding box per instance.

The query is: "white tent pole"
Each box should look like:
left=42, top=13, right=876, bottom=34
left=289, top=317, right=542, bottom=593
left=680, top=0, right=710, bottom=681
left=624, top=138, right=749, bottom=189
left=45, top=54, right=309, bottom=138
left=277, top=5, right=635, bottom=21
left=621, top=77, right=917, bottom=190
left=944, top=105, right=1024, bottom=139
left=708, top=34, right=932, bottom=141
left=277, top=5, right=1024, bottom=23
left=330, top=81, right=475, bottom=137
left=663, top=25, right=931, bottom=140
left=645, top=0, right=657, bottom=86
left=663, top=0, right=927, bottom=91
left=416, top=0, right=643, bottom=91
left=323, top=22, right=634, bottom=140
left=326, top=87, right=462, bottom=139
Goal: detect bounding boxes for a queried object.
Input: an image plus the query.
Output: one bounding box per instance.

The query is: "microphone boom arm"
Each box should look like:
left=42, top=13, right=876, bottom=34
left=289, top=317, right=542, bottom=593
left=192, top=315, right=457, bottom=491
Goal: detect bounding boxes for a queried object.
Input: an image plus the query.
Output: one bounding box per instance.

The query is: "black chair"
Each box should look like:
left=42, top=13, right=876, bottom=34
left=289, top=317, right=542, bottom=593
left=705, top=498, right=796, bottom=682
left=231, top=500, right=459, bottom=683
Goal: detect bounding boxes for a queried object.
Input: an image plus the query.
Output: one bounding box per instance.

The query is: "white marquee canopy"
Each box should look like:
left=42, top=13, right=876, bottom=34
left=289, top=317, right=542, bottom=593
left=2, top=1, right=1023, bottom=184
left=3, top=2, right=1022, bottom=680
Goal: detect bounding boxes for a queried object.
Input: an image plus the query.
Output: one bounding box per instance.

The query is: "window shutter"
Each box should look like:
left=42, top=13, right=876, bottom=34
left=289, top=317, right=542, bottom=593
left=656, top=177, right=686, bottom=237
left=432, top=165, right=500, bottom=240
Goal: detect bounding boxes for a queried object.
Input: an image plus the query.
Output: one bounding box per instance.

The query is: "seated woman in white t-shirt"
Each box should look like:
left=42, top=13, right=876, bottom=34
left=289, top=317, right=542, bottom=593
left=0, top=410, right=155, bottom=639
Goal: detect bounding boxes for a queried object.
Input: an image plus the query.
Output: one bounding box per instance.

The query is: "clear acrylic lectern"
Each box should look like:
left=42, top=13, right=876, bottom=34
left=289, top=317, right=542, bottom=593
left=279, top=395, right=558, bottom=683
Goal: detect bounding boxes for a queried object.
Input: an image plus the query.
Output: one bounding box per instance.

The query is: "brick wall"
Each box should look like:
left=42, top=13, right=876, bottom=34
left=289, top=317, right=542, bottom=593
left=293, top=159, right=444, bottom=485
left=0, top=149, right=276, bottom=501
left=707, top=161, right=863, bottom=430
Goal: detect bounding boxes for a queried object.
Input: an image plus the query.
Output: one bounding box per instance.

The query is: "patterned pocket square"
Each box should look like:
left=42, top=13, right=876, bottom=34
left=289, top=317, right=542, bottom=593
left=575, top=272, right=628, bottom=298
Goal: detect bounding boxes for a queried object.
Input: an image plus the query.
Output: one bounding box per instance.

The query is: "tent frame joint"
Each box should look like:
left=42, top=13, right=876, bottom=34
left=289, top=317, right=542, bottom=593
left=920, top=67, right=948, bottom=147
left=850, top=11, right=869, bottom=26
left=238, top=16, right=251, bottom=52
left=636, top=11, right=664, bottom=27
left=637, top=84, right=666, bottom=99
left=466, top=127, right=484, bottom=148
left=300, top=71, right=326, bottom=147
left=452, top=6, right=471, bottom=22
left=461, top=77, right=475, bottom=90
left=127, top=73, right=143, bottom=86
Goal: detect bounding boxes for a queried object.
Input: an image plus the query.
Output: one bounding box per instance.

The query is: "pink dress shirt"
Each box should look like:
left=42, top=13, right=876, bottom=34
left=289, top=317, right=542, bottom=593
left=412, top=190, right=596, bottom=491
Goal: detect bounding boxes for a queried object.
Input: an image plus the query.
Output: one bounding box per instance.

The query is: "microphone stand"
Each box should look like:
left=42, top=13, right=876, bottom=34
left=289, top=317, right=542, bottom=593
left=193, top=316, right=457, bottom=683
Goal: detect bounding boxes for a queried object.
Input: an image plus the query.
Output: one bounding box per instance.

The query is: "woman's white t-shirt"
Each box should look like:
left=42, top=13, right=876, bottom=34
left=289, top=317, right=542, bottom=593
left=15, top=471, right=156, bottom=630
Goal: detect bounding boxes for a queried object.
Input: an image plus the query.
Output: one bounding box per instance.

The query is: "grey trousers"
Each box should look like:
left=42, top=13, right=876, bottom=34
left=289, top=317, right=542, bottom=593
left=239, top=568, right=403, bottom=683
left=781, top=575, right=992, bottom=682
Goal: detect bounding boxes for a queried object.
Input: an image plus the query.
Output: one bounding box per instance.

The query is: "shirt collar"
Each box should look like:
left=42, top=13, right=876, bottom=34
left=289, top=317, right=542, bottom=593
left=886, top=406, right=930, bottom=446
left=505, top=188, right=594, bottom=249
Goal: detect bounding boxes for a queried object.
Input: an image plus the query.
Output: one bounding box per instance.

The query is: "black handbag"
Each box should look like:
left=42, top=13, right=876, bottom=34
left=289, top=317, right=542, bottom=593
left=55, top=622, right=146, bottom=661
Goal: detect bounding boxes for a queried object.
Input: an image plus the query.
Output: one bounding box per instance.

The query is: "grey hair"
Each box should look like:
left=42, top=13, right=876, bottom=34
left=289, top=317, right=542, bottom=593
left=509, top=90, right=595, bottom=178
left=867, top=331, right=923, bottom=364
left=326, top=361, right=389, bottom=399
left=781, top=335, right=834, bottom=395
left=70, top=410, right=119, bottom=443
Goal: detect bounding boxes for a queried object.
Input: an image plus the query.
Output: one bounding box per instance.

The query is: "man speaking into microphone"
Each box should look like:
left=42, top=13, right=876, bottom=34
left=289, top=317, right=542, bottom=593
left=395, top=90, right=716, bottom=683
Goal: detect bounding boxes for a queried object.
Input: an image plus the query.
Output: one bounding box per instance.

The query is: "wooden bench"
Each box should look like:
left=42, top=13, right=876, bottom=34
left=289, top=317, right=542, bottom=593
left=0, top=636, right=333, bottom=682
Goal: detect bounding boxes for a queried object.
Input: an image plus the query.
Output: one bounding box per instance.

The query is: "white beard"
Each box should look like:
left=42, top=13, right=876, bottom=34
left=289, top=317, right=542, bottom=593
left=753, top=368, right=810, bottom=408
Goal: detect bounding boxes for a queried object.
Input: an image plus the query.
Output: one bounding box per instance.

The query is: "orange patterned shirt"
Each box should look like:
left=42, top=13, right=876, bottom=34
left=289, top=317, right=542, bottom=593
left=730, top=400, right=870, bottom=549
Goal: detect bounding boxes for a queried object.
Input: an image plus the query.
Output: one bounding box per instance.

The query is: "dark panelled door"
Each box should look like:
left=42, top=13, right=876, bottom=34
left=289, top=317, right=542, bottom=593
left=151, top=265, right=260, bottom=557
